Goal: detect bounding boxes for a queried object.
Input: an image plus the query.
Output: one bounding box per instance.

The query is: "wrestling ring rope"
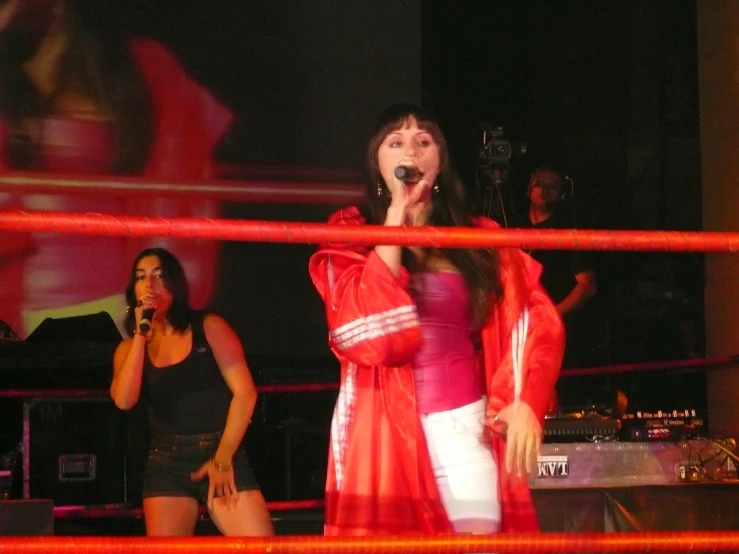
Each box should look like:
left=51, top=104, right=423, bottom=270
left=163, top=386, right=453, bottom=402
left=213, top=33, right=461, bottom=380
left=1, top=350, right=737, bottom=400
left=2, top=210, right=739, bottom=251
left=2, top=177, right=738, bottom=552
left=2, top=531, right=739, bottom=553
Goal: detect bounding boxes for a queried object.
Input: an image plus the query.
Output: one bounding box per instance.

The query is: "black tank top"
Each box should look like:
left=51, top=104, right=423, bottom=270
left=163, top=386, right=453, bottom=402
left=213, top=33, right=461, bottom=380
left=142, top=312, right=232, bottom=435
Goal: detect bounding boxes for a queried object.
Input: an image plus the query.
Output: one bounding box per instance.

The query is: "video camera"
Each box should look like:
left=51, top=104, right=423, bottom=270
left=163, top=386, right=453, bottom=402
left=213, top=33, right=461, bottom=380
left=477, top=124, right=527, bottom=174
left=472, top=123, right=528, bottom=223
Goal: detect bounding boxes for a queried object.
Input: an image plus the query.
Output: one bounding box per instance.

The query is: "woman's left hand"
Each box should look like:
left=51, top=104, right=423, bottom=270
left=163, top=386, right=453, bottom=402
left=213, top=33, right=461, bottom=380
left=485, top=401, right=542, bottom=478
left=0, top=1, right=19, bottom=33
left=191, top=459, right=238, bottom=509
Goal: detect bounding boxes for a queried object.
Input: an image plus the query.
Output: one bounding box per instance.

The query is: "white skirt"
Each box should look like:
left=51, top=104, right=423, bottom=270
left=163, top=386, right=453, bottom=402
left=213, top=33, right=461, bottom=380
left=420, top=398, right=501, bottom=524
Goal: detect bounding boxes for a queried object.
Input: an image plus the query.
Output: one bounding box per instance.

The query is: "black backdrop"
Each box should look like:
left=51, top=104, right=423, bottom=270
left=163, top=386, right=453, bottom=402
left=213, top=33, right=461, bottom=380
left=0, top=0, right=706, bottom=451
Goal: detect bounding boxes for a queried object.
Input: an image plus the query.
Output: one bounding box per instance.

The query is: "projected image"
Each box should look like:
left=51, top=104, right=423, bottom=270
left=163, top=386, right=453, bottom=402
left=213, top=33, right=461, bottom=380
left=0, top=0, right=232, bottom=337
left=0, top=1, right=421, bottom=355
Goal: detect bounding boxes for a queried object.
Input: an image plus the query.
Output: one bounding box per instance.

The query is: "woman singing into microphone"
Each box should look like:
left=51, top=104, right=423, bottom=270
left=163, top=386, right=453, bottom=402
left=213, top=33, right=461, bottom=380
left=309, top=103, right=565, bottom=535
left=110, top=247, right=274, bottom=537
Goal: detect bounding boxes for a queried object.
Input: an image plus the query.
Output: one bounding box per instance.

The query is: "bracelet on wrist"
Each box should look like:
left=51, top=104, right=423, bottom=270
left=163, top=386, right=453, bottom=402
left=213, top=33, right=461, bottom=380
left=211, top=457, right=232, bottom=472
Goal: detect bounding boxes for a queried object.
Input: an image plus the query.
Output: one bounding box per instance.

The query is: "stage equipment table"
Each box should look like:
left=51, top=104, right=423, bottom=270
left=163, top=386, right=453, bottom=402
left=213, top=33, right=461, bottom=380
left=530, top=441, right=739, bottom=531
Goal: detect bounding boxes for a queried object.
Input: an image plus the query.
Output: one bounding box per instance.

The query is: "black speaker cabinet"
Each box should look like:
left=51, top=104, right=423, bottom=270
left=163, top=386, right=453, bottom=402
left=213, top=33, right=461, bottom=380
left=246, top=423, right=329, bottom=501
left=26, top=312, right=121, bottom=344
left=24, top=398, right=127, bottom=506
left=0, top=500, right=54, bottom=535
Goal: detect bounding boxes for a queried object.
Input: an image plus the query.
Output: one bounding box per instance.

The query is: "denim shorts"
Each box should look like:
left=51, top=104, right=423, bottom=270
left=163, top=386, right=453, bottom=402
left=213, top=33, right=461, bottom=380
left=142, top=431, right=259, bottom=502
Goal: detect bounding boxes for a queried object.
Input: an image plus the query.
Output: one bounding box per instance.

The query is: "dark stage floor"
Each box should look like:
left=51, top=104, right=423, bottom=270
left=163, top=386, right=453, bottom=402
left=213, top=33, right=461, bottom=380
left=53, top=509, right=324, bottom=536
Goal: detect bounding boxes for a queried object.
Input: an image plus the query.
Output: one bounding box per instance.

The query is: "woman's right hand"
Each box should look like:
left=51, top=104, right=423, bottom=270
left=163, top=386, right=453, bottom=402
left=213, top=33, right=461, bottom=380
left=384, top=178, right=430, bottom=227
left=134, top=293, right=157, bottom=335
left=377, top=177, right=430, bottom=276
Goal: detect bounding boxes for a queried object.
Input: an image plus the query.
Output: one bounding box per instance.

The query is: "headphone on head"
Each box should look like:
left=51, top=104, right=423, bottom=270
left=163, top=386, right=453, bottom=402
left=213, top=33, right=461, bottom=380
left=527, top=164, right=574, bottom=205
left=560, top=173, right=574, bottom=204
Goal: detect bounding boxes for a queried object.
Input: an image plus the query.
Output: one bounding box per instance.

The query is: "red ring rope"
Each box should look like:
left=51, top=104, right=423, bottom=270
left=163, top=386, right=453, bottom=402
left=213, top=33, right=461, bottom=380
left=0, top=353, right=735, bottom=400
left=559, top=354, right=738, bottom=377
left=2, top=210, right=738, bottom=251
left=1, top=532, right=738, bottom=553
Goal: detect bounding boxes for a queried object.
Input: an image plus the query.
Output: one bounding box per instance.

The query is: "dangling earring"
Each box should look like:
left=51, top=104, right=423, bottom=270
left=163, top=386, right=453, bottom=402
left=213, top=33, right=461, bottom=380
left=377, top=182, right=384, bottom=197
left=433, top=182, right=440, bottom=196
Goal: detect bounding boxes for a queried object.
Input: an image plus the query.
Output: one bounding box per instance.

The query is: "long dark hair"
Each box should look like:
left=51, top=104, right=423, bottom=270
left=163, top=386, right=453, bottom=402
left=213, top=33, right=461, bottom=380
left=123, top=248, right=194, bottom=337
left=365, top=103, right=501, bottom=328
left=0, top=0, right=153, bottom=173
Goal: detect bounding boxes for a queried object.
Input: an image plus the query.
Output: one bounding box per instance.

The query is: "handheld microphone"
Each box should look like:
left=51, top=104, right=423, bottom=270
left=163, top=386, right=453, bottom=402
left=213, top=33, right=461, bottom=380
left=139, top=308, right=155, bottom=333
left=394, top=165, right=420, bottom=182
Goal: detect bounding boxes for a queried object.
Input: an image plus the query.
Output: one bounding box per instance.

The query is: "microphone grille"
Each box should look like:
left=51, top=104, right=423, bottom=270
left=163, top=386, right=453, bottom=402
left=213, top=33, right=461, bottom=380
left=394, top=166, right=411, bottom=180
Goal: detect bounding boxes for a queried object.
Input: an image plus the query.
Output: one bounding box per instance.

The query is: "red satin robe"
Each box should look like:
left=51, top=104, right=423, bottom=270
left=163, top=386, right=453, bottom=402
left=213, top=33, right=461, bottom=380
left=309, top=206, right=565, bottom=535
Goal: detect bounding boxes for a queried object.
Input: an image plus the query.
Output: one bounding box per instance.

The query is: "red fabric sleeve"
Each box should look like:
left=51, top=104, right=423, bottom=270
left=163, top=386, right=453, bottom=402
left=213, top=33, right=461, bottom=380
left=309, top=208, right=421, bottom=367
left=485, top=283, right=564, bottom=423
left=480, top=215, right=564, bottom=424
left=516, top=284, right=565, bottom=421
left=125, top=39, right=233, bottom=308
left=130, top=39, right=233, bottom=180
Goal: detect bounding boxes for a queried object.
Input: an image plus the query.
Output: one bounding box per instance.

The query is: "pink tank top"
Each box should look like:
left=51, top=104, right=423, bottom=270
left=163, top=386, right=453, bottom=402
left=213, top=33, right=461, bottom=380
left=1, top=117, right=123, bottom=314
left=411, top=271, right=484, bottom=414
left=0, top=117, right=116, bottom=173
left=36, top=117, right=115, bottom=173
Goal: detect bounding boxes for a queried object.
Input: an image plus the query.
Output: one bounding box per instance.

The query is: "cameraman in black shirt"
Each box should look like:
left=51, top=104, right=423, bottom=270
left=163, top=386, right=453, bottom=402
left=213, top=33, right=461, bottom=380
left=511, top=164, right=598, bottom=369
